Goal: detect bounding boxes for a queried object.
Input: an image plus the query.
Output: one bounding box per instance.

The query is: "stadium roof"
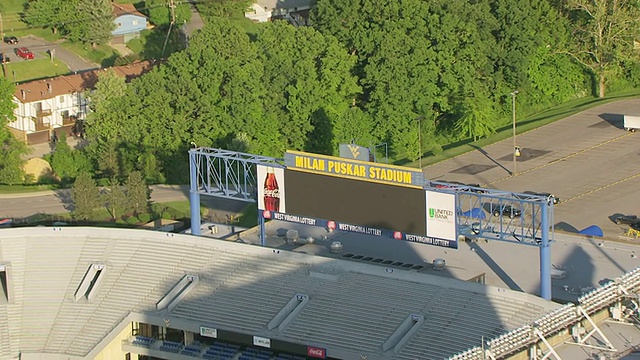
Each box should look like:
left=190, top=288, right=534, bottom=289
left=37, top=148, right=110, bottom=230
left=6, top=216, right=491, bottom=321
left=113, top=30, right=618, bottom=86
left=0, top=227, right=560, bottom=360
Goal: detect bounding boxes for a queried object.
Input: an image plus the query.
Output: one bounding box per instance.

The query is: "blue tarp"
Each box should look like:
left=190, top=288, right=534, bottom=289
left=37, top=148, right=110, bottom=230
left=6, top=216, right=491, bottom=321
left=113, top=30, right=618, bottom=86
left=579, top=225, right=604, bottom=237
left=461, top=208, right=486, bottom=220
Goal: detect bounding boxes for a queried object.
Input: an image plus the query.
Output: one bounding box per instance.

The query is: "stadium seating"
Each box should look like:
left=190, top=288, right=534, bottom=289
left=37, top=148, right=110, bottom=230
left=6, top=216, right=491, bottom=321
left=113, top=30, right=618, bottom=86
left=171, top=259, right=311, bottom=332
left=159, top=340, right=183, bottom=352
left=181, top=342, right=202, bottom=356
left=131, top=335, right=155, bottom=347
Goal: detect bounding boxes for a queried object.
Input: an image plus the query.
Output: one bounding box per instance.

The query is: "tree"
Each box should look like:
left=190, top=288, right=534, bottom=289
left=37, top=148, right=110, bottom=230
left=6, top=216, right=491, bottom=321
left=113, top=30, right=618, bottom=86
left=67, top=0, right=115, bottom=47
left=0, top=78, right=26, bottom=185
left=71, top=173, right=101, bottom=221
left=145, top=0, right=192, bottom=27
left=49, top=132, right=91, bottom=182
left=197, top=0, right=251, bottom=19
left=85, top=70, right=129, bottom=179
left=103, top=177, right=127, bottom=220
left=564, top=0, right=640, bottom=97
left=87, top=69, right=127, bottom=113
left=23, top=0, right=77, bottom=34
left=125, top=171, right=149, bottom=215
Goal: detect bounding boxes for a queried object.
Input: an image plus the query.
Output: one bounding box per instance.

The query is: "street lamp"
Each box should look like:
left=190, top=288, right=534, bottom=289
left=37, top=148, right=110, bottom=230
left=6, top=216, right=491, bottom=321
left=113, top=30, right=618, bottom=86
left=415, top=116, right=425, bottom=169
left=510, top=91, right=519, bottom=175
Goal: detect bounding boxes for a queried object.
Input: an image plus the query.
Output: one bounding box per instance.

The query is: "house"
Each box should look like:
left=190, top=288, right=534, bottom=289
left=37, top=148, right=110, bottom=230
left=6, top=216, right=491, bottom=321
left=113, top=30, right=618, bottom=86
left=7, top=61, right=157, bottom=144
left=245, top=0, right=316, bottom=23
left=111, top=3, right=148, bottom=44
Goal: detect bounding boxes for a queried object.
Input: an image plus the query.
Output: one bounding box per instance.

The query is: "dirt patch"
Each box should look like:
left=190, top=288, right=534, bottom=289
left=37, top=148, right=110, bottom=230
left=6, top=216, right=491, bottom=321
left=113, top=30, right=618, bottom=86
left=22, top=158, right=54, bottom=183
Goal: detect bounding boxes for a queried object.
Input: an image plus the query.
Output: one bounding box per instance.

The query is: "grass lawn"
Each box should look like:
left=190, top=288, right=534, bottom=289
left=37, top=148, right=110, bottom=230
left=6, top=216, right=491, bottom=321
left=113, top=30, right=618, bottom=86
left=2, top=58, right=69, bottom=82
left=61, top=42, right=119, bottom=67
left=0, top=184, right=57, bottom=194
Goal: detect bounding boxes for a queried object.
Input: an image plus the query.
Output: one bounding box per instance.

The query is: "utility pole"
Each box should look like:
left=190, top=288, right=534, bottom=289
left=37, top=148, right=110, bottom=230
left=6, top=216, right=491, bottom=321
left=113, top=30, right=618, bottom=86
left=169, top=0, right=176, bottom=24
left=0, top=13, right=7, bottom=78
left=161, top=0, right=176, bottom=57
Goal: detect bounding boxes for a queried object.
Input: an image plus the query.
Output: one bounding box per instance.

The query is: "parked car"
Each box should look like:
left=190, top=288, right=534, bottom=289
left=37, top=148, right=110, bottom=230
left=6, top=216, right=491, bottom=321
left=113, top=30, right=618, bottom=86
left=523, top=191, right=560, bottom=205
left=465, top=183, right=489, bottom=194
left=15, top=47, right=34, bottom=60
left=3, top=36, right=18, bottom=45
left=0, top=53, right=9, bottom=63
left=613, top=214, right=638, bottom=225
left=491, top=204, right=522, bottom=218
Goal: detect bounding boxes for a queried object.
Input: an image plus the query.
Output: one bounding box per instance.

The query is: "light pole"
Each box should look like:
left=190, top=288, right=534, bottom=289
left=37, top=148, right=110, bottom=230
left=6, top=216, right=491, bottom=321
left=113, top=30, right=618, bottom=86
left=510, top=91, right=519, bottom=175
left=415, top=116, right=424, bottom=169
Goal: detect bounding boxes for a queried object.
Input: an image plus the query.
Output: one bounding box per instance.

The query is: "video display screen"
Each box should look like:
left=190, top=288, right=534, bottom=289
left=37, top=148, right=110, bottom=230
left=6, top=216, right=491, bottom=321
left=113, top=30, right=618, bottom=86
left=284, top=170, right=427, bottom=235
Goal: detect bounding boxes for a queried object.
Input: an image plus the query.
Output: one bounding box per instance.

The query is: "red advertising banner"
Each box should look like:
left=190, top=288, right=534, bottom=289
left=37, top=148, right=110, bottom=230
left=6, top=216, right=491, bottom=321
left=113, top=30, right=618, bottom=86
left=307, top=346, right=326, bottom=358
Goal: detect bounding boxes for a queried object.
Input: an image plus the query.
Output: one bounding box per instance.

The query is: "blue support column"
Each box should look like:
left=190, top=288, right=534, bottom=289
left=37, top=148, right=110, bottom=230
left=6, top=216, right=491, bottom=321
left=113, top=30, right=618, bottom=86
left=540, top=203, right=551, bottom=300
left=259, top=210, right=266, bottom=247
left=189, top=151, right=201, bottom=236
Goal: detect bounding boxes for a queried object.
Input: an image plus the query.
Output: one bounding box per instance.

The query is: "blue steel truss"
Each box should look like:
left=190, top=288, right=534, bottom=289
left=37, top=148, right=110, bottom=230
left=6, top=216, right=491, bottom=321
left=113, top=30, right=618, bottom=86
left=190, top=147, right=283, bottom=201
left=188, top=148, right=554, bottom=299
left=426, top=181, right=554, bottom=246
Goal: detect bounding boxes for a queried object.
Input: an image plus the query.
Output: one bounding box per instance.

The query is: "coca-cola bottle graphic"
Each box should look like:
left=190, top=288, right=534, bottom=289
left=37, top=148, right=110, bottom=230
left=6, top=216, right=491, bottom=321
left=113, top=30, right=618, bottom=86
left=263, top=167, right=280, bottom=212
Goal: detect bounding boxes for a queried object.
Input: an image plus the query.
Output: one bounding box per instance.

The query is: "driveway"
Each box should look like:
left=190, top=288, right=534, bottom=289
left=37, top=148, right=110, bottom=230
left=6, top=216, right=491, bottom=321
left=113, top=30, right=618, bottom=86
left=9, top=35, right=100, bottom=72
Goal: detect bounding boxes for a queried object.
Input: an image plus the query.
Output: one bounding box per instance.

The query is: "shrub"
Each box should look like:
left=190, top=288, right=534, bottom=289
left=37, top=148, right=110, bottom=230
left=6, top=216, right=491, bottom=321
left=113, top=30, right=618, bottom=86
left=138, top=213, right=151, bottom=223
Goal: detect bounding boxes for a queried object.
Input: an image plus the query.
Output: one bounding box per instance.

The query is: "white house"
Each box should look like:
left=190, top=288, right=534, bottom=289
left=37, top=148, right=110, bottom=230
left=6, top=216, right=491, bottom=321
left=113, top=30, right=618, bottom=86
left=245, top=0, right=316, bottom=23
left=7, top=61, right=156, bottom=144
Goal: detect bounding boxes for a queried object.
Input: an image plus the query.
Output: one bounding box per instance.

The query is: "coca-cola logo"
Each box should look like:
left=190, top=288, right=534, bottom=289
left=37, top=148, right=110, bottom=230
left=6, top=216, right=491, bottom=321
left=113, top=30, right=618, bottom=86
left=307, top=346, right=326, bottom=358
left=264, top=188, right=280, bottom=198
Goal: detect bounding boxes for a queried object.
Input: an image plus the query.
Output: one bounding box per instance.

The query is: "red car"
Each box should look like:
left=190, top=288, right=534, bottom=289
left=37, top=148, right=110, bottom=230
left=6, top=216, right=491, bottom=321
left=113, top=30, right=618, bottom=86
left=15, top=47, right=34, bottom=60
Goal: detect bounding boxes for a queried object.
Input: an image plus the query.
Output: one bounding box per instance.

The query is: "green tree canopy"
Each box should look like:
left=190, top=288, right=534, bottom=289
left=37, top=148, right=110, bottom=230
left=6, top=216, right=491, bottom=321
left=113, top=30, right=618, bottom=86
left=23, top=0, right=77, bottom=34
left=66, top=0, right=115, bottom=47
left=0, top=78, right=26, bottom=185
left=144, top=0, right=192, bottom=27
left=563, top=0, right=640, bottom=97
left=71, top=173, right=101, bottom=220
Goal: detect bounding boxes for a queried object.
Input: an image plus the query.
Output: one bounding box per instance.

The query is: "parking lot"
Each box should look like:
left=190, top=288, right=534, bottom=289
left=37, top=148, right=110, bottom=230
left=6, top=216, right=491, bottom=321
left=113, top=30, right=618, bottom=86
left=422, top=98, right=640, bottom=240
left=2, top=35, right=98, bottom=72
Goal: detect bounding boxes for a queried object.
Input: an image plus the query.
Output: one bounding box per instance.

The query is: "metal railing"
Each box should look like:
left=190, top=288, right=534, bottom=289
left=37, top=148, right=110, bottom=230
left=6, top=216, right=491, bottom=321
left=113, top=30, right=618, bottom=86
left=450, top=267, right=640, bottom=359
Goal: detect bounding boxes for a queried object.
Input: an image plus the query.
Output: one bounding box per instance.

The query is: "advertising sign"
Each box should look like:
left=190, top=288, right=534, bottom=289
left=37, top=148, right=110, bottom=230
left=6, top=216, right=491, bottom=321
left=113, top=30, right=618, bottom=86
left=199, top=326, right=217, bottom=338
left=257, top=165, right=286, bottom=213
left=307, top=346, right=327, bottom=358
left=339, top=143, right=372, bottom=162
left=426, top=190, right=457, bottom=243
left=253, top=336, right=271, bottom=348
left=263, top=211, right=458, bottom=249
left=284, top=150, right=423, bottom=188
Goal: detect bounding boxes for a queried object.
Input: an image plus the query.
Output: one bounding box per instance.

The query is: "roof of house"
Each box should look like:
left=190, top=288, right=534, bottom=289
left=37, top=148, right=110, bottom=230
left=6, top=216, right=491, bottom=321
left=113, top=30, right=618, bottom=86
left=112, top=2, right=146, bottom=18
left=14, top=60, right=157, bottom=103
left=0, top=227, right=559, bottom=360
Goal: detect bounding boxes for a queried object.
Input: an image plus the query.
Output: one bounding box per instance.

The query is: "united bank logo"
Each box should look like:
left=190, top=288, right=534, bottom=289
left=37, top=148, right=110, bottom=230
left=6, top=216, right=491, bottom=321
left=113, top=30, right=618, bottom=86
left=429, top=208, right=454, bottom=221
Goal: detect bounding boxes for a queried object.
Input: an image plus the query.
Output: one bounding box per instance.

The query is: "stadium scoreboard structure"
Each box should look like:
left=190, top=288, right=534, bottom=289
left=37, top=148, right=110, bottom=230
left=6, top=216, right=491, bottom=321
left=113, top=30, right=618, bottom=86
left=188, top=147, right=554, bottom=299
left=257, top=150, right=459, bottom=248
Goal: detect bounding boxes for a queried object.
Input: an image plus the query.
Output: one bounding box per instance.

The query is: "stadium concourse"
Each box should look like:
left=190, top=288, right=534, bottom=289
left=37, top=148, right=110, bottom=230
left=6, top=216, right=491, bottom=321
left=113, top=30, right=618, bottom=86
left=1, top=227, right=640, bottom=360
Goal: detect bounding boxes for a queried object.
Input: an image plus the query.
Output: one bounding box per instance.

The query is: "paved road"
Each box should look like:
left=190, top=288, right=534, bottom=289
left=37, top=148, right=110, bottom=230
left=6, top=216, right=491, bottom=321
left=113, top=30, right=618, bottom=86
left=7, top=36, right=99, bottom=73
left=0, top=185, right=189, bottom=218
